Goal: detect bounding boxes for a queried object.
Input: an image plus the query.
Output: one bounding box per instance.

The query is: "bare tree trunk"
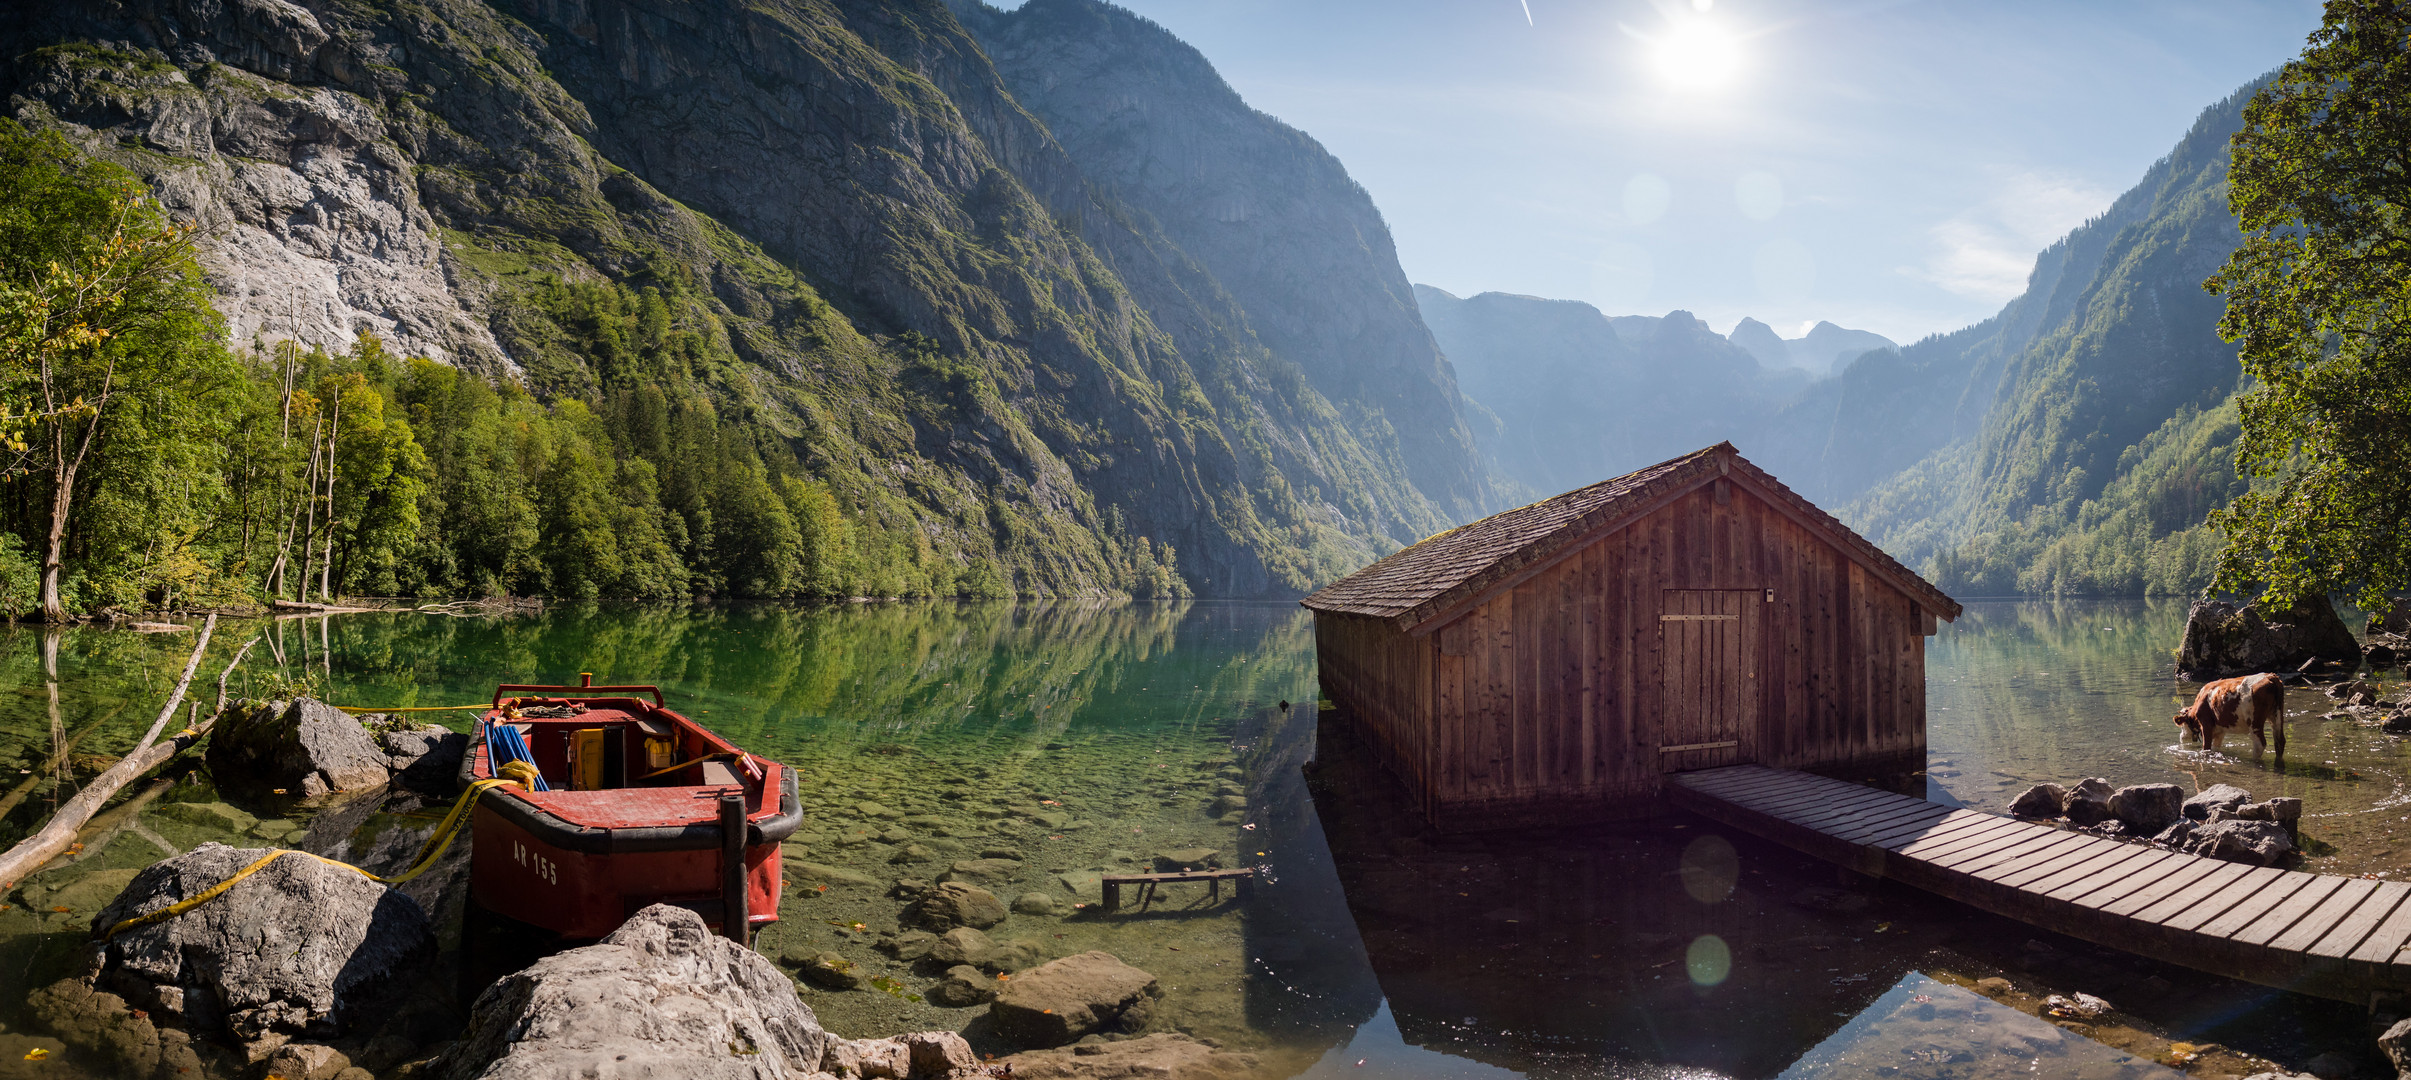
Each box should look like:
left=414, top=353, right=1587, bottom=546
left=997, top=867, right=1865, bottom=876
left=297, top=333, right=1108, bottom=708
left=320, top=391, right=340, bottom=602
left=0, top=615, right=215, bottom=887
left=295, top=416, right=324, bottom=601
left=38, top=369, right=114, bottom=623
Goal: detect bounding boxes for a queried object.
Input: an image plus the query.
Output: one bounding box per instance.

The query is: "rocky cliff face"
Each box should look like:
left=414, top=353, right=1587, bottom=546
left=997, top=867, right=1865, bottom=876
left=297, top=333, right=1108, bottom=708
left=952, top=0, right=1489, bottom=527
left=0, top=0, right=1488, bottom=596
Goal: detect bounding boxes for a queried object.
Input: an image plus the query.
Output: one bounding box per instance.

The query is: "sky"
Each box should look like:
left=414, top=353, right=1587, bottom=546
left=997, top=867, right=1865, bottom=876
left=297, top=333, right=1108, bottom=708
left=997, top=0, right=2322, bottom=345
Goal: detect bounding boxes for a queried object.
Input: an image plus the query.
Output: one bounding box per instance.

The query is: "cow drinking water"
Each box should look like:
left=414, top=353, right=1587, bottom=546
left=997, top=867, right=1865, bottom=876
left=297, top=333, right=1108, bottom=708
left=2174, top=672, right=2286, bottom=756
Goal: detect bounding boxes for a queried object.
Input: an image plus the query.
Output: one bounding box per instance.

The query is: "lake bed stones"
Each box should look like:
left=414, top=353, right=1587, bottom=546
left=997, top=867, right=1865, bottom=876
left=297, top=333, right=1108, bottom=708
left=988, top=951, right=1160, bottom=1048
left=1012, top=891, right=1063, bottom=916
left=927, top=965, right=996, bottom=1007
left=901, top=882, right=1006, bottom=931
left=2184, top=784, right=2253, bottom=822
left=1154, top=849, right=1220, bottom=872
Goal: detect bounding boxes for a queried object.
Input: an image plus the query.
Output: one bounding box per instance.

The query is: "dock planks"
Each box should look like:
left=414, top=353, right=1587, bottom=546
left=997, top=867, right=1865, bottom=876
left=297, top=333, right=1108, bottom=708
left=1666, top=765, right=2409, bottom=1004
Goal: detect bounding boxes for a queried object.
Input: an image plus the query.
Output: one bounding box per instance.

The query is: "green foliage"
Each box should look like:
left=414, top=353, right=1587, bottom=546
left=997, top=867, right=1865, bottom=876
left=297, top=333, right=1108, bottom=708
left=2205, top=0, right=2411, bottom=610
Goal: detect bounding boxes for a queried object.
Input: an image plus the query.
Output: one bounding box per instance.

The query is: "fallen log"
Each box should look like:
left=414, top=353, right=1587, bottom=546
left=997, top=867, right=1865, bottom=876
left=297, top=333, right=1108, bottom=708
left=0, top=614, right=216, bottom=888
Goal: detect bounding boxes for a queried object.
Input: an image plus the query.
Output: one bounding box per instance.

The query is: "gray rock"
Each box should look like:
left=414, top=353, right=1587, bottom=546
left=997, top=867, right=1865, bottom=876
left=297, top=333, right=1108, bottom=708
left=2301, top=1051, right=2356, bottom=1079
left=92, top=842, right=433, bottom=1043
left=820, top=1031, right=976, bottom=1078
left=205, top=697, right=390, bottom=797
left=1013, top=891, right=1063, bottom=916
left=890, top=843, right=938, bottom=864
left=2326, top=679, right=2381, bottom=703
left=901, top=882, right=1007, bottom=932
left=264, top=1042, right=352, bottom=1080
left=429, top=904, right=831, bottom=1079
left=2107, top=784, right=2184, bottom=835
left=2231, top=798, right=2304, bottom=828
left=2177, top=597, right=2360, bottom=680
left=2178, top=820, right=2296, bottom=867
left=2380, top=1015, right=2411, bottom=1076
left=926, top=965, right=997, bottom=1008
left=2008, top=783, right=2066, bottom=819
left=989, top=951, right=1161, bottom=1048
left=2063, top=778, right=2115, bottom=827
left=2152, top=820, right=2198, bottom=847
left=2184, top=784, right=2254, bottom=822
left=380, top=728, right=467, bottom=793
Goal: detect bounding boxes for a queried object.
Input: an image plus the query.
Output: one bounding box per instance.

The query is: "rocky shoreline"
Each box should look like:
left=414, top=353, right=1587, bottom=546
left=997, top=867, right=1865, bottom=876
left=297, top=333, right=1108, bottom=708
left=3, top=695, right=1277, bottom=1079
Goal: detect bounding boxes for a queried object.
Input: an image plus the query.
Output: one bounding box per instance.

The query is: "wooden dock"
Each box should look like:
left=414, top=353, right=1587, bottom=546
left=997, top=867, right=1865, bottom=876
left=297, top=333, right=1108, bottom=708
left=1668, top=765, right=2411, bottom=1004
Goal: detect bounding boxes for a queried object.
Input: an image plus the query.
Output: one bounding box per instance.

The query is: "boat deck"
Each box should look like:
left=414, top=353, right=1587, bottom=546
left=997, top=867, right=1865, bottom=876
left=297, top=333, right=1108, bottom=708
left=1666, top=764, right=2411, bottom=1004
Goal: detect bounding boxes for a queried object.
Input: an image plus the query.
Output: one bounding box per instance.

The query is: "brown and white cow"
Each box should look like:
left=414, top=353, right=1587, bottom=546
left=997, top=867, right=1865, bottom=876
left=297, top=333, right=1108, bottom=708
left=2174, top=672, right=2286, bottom=756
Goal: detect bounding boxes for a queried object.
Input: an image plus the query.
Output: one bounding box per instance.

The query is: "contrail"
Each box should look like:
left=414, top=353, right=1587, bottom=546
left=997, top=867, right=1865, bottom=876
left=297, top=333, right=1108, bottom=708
left=1519, top=0, right=1533, bottom=24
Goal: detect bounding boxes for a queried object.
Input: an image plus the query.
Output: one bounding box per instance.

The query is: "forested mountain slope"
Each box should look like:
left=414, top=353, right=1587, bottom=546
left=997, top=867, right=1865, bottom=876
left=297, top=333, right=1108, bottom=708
left=0, top=0, right=1487, bottom=601
left=1840, top=83, right=2261, bottom=596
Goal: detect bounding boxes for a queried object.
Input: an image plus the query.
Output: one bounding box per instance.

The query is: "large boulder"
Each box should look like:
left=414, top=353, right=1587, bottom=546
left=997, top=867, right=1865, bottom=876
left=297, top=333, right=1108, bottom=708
left=430, top=904, right=832, bottom=1079
left=206, top=697, right=391, bottom=797
left=2177, top=598, right=2359, bottom=680
left=988, top=951, right=1160, bottom=1048
left=91, top=842, right=434, bottom=1048
left=2107, top=784, right=2184, bottom=835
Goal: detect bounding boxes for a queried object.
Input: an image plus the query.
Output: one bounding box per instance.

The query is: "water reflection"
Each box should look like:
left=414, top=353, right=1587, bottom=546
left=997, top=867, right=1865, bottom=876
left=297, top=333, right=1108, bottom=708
left=0, top=599, right=2395, bottom=1079
left=1777, top=974, right=2180, bottom=1079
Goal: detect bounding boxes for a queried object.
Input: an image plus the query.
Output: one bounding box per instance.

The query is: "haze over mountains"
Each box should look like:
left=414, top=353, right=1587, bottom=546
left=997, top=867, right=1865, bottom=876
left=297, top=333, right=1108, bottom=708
left=0, top=0, right=2265, bottom=598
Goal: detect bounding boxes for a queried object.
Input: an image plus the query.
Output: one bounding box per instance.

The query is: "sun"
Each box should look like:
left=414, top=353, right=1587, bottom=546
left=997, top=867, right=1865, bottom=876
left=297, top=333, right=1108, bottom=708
left=1648, top=18, right=1744, bottom=92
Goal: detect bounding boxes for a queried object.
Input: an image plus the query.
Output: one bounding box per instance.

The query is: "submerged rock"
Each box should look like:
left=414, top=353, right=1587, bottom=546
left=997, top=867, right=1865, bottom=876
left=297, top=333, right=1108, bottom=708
left=988, top=951, right=1159, bottom=1048
left=2107, top=784, right=2183, bottom=835
left=2008, top=783, right=2066, bottom=819
left=2184, top=785, right=2254, bottom=822
left=206, top=697, right=391, bottom=797
left=430, top=904, right=831, bottom=1078
left=902, top=882, right=1006, bottom=931
left=92, top=842, right=433, bottom=1046
left=926, top=965, right=996, bottom=1007
left=2176, top=597, right=2359, bottom=680
left=2228, top=798, right=2304, bottom=829
left=1153, top=849, right=1220, bottom=872
left=998, top=1033, right=1260, bottom=1079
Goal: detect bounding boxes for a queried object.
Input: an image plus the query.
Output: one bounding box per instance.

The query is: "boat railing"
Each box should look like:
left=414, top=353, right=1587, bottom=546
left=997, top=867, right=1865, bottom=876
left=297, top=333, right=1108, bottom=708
left=492, top=671, right=666, bottom=708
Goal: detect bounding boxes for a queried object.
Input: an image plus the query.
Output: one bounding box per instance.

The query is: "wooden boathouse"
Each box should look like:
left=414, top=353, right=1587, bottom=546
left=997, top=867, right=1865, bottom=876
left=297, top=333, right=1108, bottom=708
left=1302, top=443, right=1963, bottom=831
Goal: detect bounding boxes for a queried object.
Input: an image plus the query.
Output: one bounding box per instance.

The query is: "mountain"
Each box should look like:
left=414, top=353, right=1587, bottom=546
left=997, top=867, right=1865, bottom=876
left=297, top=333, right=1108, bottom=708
left=1728, top=317, right=1898, bottom=376
left=1839, top=82, right=2260, bottom=596
left=0, top=0, right=1491, bottom=597
left=1415, top=288, right=1808, bottom=499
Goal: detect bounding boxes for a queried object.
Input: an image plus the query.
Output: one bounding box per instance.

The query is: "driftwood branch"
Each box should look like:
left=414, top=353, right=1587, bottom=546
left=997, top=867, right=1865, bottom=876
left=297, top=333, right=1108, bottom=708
left=0, top=614, right=217, bottom=887
left=215, top=634, right=260, bottom=715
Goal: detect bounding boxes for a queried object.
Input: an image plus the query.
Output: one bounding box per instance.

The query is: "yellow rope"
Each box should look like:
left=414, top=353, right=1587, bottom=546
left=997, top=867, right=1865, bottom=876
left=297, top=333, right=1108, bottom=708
left=99, top=777, right=520, bottom=941
left=332, top=704, right=491, bottom=714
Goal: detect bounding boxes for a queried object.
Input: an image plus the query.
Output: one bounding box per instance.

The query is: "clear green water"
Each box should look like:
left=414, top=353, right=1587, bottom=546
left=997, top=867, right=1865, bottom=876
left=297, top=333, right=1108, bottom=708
left=0, top=599, right=2395, bottom=1078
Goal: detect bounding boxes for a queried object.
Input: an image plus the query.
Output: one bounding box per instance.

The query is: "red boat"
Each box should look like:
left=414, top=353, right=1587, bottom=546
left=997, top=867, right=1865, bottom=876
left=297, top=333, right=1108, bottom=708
left=454, top=675, right=799, bottom=941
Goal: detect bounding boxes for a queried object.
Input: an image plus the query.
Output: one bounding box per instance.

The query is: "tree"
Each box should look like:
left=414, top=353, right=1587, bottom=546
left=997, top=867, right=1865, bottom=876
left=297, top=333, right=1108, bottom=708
left=0, top=120, right=227, bottom=620
left=2206, top=2, right=2411, bottom=610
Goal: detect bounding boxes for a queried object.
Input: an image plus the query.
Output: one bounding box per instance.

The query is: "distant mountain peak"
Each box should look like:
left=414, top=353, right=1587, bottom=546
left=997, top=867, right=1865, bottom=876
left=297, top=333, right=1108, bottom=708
left=1724, top=317, right=1897, bottom=376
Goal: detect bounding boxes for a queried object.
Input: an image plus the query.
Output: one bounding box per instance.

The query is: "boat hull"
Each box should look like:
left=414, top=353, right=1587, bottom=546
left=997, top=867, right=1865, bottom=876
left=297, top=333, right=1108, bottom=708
left=469, top=805, right=782, bottom=940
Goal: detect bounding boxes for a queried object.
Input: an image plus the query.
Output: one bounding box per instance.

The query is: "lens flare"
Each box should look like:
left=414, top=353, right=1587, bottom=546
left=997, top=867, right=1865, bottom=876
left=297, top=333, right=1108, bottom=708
left=1687, top=934, right=1732, bottom=986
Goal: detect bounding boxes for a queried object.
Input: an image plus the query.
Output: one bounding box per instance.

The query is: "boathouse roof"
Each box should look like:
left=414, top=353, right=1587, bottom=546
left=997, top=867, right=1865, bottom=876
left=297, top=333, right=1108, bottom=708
left=1301, top=442, right=1962, bottom=631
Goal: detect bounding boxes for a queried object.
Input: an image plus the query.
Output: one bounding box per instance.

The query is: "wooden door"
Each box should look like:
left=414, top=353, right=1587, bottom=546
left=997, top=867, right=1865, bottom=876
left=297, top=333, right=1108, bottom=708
left=1657, top=589, right=1759, bottom=771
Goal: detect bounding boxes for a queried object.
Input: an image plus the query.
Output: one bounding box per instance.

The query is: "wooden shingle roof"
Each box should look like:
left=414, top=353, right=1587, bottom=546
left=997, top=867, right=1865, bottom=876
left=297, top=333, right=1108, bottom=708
left=1302, top=442, right=1961, bottom=632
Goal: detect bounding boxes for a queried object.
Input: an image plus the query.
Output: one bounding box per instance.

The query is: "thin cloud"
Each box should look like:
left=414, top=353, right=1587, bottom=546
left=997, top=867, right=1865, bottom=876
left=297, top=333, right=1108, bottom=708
left=1909, top=171, right=2112, bottom=302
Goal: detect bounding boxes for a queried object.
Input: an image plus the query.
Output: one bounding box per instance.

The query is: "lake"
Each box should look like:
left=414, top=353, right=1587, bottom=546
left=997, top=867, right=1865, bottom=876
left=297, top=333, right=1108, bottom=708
left=0, top=598, right=2394, bottom=1078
